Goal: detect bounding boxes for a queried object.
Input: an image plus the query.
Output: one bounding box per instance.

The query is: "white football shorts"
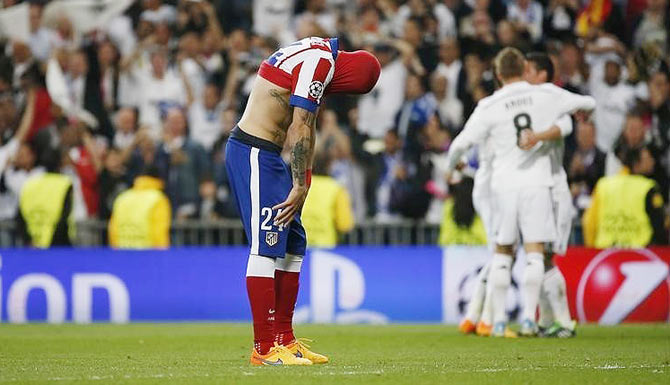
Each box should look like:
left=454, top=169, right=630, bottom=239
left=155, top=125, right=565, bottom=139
left=493, top=186, right=556, bottom=246
left=550, top=176, right=574, bottom=255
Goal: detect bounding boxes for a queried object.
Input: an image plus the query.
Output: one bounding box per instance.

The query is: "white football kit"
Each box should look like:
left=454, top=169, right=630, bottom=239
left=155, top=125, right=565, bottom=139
left=446, top=81, right=595, bottom=246
left=538, top=115, right=575, bottom=255
left=472, top=137, right=495, bottom=248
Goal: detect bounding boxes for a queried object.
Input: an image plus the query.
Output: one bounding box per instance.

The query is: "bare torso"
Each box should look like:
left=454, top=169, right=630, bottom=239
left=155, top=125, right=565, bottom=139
left=238, top=76, right=294, bottom=147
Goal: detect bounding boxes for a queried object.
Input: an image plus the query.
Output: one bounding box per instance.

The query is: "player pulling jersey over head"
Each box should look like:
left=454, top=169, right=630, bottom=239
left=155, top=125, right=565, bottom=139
left=226, top=37, right=380, bottom=365
left=445, top=47, right=595, bottom=337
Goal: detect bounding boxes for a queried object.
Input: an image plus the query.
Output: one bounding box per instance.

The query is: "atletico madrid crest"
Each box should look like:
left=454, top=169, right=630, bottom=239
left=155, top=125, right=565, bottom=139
left=266, top=231, right=279, bottom=247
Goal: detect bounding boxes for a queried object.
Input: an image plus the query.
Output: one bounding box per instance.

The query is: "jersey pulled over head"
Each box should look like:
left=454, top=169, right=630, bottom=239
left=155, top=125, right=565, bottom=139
left=258, top=37, right=380, bottom=113
left=327, top=50, right=381, bottom=95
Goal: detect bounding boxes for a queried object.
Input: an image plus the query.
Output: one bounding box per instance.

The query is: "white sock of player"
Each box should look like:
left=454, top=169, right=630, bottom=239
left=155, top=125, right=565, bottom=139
left=479, top=285, right=494, bottom=325
left=537, top=285, right=554, bottom=328
left=464, top=262, right=491, bottom=323
left=543, top=267, right=573, bottom=329
left=521, top=252, right=544, bottom=323
left=488, top=253, right=513, bottom=325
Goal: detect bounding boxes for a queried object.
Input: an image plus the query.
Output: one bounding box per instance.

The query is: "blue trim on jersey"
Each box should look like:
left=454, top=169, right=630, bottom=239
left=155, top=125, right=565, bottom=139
left=329, top=38, right=339, bottom=61
left=290, top=95, right=318, bottom=112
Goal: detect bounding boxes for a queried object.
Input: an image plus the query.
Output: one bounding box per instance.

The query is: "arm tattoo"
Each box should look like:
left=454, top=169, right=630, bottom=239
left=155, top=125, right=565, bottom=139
left=300, top=110, right=317, bottom=128
left=291, top=138, right=309, bottom=187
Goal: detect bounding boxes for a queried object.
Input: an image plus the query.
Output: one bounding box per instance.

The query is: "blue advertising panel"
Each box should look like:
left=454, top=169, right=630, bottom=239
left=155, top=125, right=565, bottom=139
left=0, top=247, right=445, bottom=323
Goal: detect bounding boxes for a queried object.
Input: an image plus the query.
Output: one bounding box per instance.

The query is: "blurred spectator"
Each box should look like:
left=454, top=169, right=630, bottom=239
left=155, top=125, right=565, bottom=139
left=113, top=107, right=138, bottom=150
left=319, top=110, right=366, bottom=221
left=98, top=147, right=131, bottom=220
left=188, top=83, right=225, bottom=153
left=434, top=38, right=466, bottom=107
left=565, top=119, right=606, bottom=211
left=302, top=152, right=354, bottom=248
left=295, top=0, right=337, bottom=36
left=60, top=123, right=101, bottom=218
left=109, top=165, right=171, bottom=249
left=543, top=0, right=578, bottom=42
left=140, top=0, right=176, bottom=25
left=583, top=146, right=668, bottom=247
left=0, top=88, right=39, bottom=220
left=423, top=115, right=452, bottom=224
left=588, top=55, right=637, bottom=151
left=123, top=48, right=191, bottom=140
left=630, top=0, right=669, bottom=51
left=438, top=176, right=487, bottom=245
left=197, top=176, right=237, bottom=219
left=507, top=0, right=543, bottom=43
left=375, top=129, right=404, bottom=222
left=395, top=73, right=436, bottom=160
left=648, top=68, right=670, bottom=156
left=17, top=149, right=75, bottom=248
left=357, top=43, right=407, bottom=138
left=28, top=2, right=56, bottom=61
left=557, top=41, right=587, bottom=93
left=430, top=73, right=463, bottom=130
left=402, top=16, right=439, bottom=72
left=253, top=0, right=295, bottom=45
left=609, top=110, right=669, bottom=197
left=155, top=107, right=210, bottom=219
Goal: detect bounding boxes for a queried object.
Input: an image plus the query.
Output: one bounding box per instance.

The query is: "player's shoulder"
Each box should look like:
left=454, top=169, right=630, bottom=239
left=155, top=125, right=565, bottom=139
left=475, top=82, right=532, bottom=110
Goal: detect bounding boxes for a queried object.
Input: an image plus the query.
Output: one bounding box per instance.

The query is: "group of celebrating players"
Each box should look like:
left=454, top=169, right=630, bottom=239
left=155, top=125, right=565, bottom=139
left=227, top=35, right=593, bottom=365
left=451, top=47, right=595, bottom=339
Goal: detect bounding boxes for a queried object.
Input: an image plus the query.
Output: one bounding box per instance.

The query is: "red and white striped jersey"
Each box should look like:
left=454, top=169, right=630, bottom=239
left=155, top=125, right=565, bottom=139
left=258, top=37, right=339, bottom=113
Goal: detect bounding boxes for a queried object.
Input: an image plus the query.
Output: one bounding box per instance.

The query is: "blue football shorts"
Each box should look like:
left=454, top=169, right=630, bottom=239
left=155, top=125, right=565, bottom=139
left=225, top=126, right=307, bottom=258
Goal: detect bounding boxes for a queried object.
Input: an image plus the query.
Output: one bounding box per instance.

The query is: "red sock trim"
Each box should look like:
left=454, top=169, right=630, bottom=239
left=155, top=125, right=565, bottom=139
left=274, top=270, right=299, bottom=344
left=247, top=276, right=275, bottom=355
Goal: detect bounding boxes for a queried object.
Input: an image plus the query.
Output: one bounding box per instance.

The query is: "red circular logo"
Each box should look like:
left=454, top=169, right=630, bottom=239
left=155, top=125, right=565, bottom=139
left=576, top=249, right=670, bottom=323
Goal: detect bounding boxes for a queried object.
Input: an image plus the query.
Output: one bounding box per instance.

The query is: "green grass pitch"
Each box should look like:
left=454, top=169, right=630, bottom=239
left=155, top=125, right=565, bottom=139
left=0, top=324, right=669, bottom=384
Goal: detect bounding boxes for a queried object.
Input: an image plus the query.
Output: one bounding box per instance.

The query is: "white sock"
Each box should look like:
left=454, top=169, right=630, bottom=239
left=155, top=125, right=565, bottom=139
left=488, top=253, right=513, bottom=325
left=464, top=261, right=491, bottom=323
left=538, top=285, right=554, bottom=328
left=479, top=285, right=493, bottom=325
left=543, top=267, right=573, bottom=329
left=521, top=252, right=544, bottom=322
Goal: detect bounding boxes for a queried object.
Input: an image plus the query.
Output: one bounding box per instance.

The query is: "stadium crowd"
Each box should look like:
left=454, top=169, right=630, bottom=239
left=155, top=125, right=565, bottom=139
left=0, top=0, right=669, bottom=247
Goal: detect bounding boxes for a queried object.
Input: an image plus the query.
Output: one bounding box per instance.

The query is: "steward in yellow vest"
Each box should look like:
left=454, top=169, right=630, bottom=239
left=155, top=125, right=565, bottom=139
left=583, top=147, right=668, bottom=248
left=301, top=155, right=354, bottom=248
left=18, top=172, right=74, bottom=248
left=439, top=176, right=487, bottom=246
left=109, top=170, right=171, bottom=249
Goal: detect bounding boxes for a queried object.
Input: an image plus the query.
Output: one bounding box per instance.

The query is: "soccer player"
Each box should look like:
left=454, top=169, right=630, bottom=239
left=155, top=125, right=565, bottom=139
left=445, top=47, right=595, bottom=337
left=458, top=57, right=575, bottom=338
left=519, top=52, right=578, bottom=337
left=225, top=37, right=380, bottom=365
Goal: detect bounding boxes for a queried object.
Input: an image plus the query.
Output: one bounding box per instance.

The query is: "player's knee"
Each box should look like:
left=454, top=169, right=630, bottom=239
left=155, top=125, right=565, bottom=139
left=489, top=254, right=512, bottom=288
left=523, top=252, right=544, bottom=285
left=524, top=242, right=544, bottom=254
left=275, top=254, right=303, bottom=273
left=246, top=254, right=276, bottom=277
left=495, top=244, right=514, bottom=255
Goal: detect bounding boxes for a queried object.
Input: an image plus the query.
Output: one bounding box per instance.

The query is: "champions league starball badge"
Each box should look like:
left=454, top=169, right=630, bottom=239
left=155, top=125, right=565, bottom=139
left=308, top=81, right=324, bottom=99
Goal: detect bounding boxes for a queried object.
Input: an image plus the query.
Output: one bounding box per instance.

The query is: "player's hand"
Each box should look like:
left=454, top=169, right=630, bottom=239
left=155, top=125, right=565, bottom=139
left=518, top=129, right=538, bottom=150
left=272, top=185, right=309, bottom=226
